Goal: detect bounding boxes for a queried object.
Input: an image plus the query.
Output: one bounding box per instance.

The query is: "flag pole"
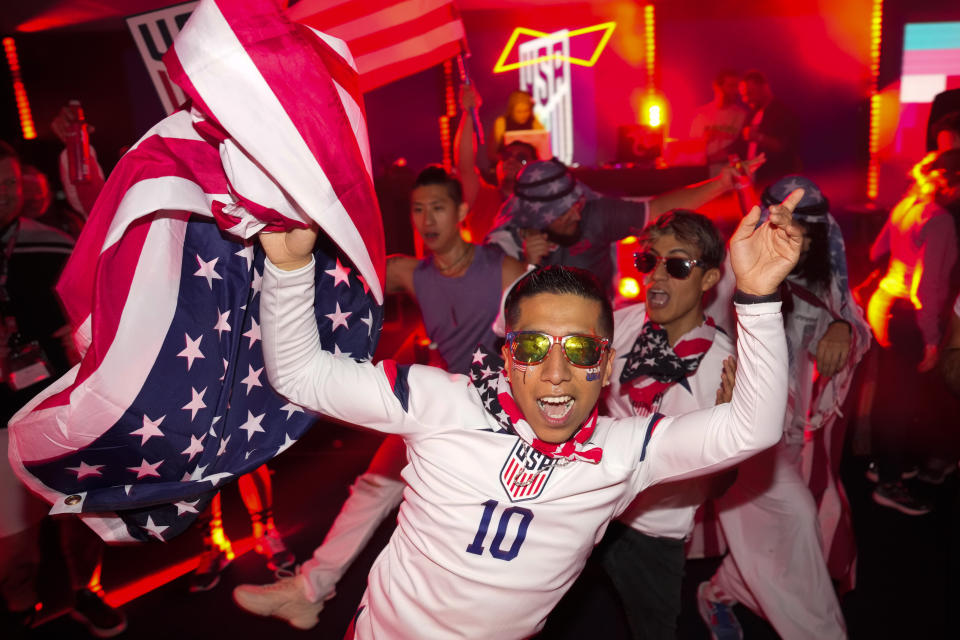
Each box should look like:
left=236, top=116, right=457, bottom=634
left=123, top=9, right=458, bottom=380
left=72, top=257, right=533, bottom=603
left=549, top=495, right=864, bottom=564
left=456, top=54, right=484, bottom=146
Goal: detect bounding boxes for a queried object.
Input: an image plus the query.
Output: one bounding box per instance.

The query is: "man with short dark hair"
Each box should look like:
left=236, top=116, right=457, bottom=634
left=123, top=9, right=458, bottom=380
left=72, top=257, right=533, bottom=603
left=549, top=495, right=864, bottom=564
left=254, top=188, right=804, bottom=638
left=596, top=209, right=734, bottom=640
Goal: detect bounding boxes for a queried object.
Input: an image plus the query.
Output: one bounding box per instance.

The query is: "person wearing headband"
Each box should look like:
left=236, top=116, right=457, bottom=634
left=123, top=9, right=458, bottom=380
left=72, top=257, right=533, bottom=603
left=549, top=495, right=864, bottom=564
left=485, top=156, right=761, bottom=296
left=251, top=188, right=803, bottom=639
left=698, top=175, right=866, bottom=640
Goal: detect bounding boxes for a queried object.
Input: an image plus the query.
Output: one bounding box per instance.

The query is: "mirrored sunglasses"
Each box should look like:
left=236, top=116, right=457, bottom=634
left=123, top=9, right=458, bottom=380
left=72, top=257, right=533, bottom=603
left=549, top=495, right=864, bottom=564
left=506, top=331, right=610, bottom=368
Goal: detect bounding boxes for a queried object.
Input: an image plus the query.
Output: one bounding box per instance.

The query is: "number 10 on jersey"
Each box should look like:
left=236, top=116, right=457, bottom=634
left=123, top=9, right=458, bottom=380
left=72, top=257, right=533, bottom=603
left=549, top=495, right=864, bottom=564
left=466, top=500, right=534, bottom=561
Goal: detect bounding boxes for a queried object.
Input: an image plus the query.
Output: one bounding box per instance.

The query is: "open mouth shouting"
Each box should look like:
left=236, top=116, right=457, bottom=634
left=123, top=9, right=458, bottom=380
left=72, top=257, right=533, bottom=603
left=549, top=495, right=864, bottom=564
left=646, top=287, right=670, bottom=310
left=537, top=394, right=575, bottom=424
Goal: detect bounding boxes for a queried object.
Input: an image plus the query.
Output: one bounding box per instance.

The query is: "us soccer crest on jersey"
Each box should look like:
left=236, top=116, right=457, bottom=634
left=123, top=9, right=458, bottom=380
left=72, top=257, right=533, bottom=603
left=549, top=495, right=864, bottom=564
left=500, top=440, right=557, bottom=502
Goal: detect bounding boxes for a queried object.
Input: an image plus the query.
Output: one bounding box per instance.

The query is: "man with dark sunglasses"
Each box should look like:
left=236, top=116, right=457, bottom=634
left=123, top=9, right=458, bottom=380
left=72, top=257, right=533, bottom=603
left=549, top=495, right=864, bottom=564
left=254, top=190, right=803, bottom=639
left=561, top=209, right=734, bottom=640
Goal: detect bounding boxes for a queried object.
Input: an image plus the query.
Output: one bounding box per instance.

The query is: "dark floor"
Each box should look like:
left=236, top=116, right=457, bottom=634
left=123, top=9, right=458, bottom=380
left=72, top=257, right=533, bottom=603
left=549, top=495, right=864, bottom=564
left=16, top=414, right=960, bottom=640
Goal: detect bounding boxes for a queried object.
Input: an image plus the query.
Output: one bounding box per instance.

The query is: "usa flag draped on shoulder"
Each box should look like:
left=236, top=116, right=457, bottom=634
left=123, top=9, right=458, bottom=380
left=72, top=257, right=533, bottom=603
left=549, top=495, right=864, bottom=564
left=7, top=0, right=384, bottom=543
left=286, top=0, right=467, bottom=92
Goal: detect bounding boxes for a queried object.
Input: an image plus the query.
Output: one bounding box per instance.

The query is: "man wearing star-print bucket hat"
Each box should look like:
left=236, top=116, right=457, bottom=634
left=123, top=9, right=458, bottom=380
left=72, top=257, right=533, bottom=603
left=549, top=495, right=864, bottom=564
left=485, top=156, right=763, bottom=296
left=254, top=186, right=805, bottom=638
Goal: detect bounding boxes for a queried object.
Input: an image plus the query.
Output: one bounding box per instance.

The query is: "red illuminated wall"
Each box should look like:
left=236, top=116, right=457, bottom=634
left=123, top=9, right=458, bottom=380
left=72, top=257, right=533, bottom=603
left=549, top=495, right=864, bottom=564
left=3, top=0, right=960, bottom=209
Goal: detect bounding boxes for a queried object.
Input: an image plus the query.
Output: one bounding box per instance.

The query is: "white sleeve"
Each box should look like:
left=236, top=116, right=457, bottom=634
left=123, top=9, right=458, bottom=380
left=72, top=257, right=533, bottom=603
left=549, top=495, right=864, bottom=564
left=261, top=257, right=477, bottom=436
left=636, top=301, right=786, bottom=488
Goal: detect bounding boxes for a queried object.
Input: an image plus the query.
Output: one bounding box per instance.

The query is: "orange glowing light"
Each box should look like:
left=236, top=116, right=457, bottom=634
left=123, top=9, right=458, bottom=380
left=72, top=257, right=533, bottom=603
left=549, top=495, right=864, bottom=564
left=644, top=4, right=656, bottom=91
left=87, top=560, right=103, bottom=593
left=866, top=0, right=883, bottom=200
left=619, top=277, right=641, bottom=299
left=493, top=22, right=617, bottom=73
left=621, top=235, right=638, bottom=245
left=3, top=38, right=36, bottom=140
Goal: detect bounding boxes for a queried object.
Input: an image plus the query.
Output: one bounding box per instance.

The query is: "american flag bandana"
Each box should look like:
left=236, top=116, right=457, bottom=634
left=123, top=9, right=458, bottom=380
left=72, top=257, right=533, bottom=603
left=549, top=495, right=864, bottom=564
left=619, top=314, right=716, bottom=414
left=469, top=345, right=603, bottom=464
left=7, top=0, right=384, bottom=543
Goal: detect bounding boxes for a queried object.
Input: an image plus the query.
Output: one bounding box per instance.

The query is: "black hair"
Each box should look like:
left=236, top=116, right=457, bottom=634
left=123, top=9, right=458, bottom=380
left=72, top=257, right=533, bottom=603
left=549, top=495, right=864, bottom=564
left=504, top=266, right=614, bottom=338
left=501, top=140, right=539, bottom=161
left=714, top=69, right=740, bottom=87
left=639, top=209, right=725, bottom=270
left=413, top=164, right=463, bottom=206
left=741, top=69, right=768, bottom=86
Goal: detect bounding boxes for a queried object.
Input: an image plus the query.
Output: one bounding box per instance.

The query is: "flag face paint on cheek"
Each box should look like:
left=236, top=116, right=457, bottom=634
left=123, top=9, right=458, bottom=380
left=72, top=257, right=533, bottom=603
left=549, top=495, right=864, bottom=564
left=585, top=366, right=600, bottom=382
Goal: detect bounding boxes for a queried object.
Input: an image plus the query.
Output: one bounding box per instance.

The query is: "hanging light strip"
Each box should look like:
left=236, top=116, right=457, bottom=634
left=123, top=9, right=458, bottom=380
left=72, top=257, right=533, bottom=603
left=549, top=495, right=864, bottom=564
left=3, top=37, right=37, bottom=140
left=867, top=0, right=883, bottom=200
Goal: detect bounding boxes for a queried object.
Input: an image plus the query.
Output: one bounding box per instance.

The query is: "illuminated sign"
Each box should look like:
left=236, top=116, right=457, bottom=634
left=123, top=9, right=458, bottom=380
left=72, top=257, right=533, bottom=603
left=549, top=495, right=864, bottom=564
left=494, top=23, right=616, bottom=73
left=519, top=30, right=573, bottom=164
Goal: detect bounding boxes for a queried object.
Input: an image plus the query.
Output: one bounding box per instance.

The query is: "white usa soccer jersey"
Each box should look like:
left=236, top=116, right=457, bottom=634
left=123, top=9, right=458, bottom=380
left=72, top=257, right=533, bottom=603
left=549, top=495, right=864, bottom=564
left=262, top=259, right=787, bottom=639
left=605, top=303, right=735, bottom=540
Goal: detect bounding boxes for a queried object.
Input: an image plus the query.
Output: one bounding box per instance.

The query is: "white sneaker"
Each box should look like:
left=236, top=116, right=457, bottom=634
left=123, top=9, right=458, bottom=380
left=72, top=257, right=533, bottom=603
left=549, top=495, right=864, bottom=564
left=233, top=575, right=330, bottom=630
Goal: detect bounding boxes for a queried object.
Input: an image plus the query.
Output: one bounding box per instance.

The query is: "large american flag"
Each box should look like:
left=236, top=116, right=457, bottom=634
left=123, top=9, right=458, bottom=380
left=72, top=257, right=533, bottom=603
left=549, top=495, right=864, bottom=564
left=287, top=0, right=467, bottom=92
left=7, top=0, right=383, bottom=543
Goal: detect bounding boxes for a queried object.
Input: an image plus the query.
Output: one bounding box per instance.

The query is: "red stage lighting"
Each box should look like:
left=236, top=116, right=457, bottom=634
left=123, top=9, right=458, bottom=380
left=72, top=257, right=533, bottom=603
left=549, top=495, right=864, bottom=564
left=3, top=37, right=37, bottom=140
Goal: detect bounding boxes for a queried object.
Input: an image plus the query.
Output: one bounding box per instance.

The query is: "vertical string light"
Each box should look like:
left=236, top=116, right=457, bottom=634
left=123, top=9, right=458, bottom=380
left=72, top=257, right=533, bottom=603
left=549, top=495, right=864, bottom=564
left=642, top=4, right=663, bottom=127
left=440, top=59, right=457, bottom=172
left=644, top=4, right=656, bottom=92
left=867, top=0, right=883, bottom=200
left=3, top=37, right=37, bottom=140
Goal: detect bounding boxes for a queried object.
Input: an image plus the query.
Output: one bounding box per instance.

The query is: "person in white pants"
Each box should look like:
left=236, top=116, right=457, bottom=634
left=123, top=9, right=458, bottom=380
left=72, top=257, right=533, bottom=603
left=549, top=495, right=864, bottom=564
left=297, top=435, right=407, bottom=605
left=698, top=177, right=863, bottom=640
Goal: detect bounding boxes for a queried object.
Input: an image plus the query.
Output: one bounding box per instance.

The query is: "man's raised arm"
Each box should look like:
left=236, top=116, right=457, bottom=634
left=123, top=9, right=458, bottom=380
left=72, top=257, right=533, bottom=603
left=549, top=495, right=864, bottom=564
left=258, top=228, right=464, bottom=434
left=638, top=190, right=805, bottom=486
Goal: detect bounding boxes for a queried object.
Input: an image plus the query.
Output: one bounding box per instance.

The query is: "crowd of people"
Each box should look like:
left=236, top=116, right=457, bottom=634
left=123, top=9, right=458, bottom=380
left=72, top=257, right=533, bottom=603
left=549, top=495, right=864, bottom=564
left=2, top=8, right=960, bottom=639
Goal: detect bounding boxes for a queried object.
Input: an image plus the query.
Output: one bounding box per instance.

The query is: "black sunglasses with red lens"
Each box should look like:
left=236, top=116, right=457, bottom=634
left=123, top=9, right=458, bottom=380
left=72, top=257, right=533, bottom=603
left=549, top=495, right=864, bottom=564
left=633, top=251, right=705, bottom=279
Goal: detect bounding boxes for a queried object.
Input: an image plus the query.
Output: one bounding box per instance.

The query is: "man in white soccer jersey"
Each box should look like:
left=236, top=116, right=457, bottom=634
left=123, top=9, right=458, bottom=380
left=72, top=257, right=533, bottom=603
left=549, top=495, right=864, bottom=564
left=255, top=190, right=803, bottom=639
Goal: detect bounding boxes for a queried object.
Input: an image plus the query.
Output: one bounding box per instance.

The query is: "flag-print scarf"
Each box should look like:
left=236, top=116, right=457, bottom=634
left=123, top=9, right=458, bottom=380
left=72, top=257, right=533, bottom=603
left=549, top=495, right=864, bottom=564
left=469, top=345, right=603, bottom=463
left=619, top=315, right=716, bottom=413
